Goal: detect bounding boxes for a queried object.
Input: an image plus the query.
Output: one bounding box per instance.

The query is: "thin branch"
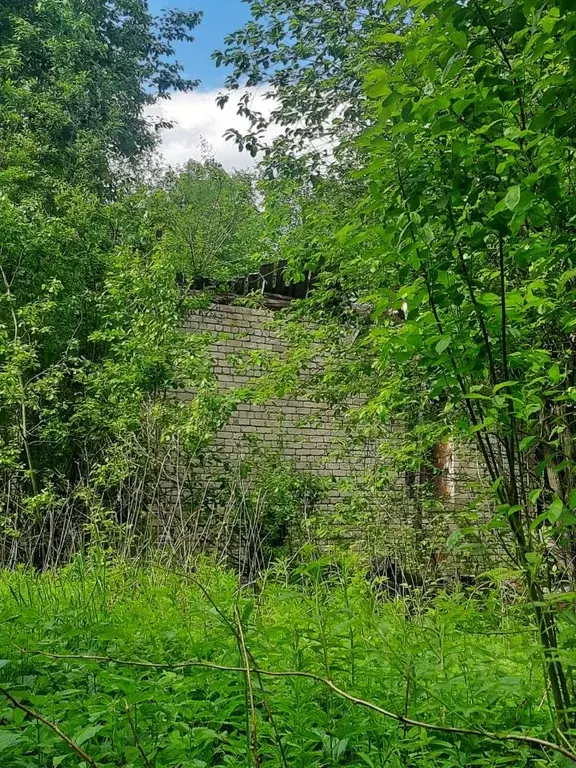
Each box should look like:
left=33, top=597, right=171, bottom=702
left=124, top=699, right=152, bottom=768
left=498, top=235, right=520, bottom=509
left=420, top=264, right=500, bottom=484
left=472, top=0, right=527, bottom=131
left=234, top=605, right=261, bottom=768
left=498, top=236, right=511, bottom=391
left=394, top=161, right=501, bottom=481
left=21, top=649, right=576, bottom=764
left=447, top=206, right=498, bottom=388
left=0, top=685, right=98, bottom=767
left=473, top=0, right=513, bottom=72
left=167, top=566, right=289, bottom=768
left=0, top=264, right=38, bottom=496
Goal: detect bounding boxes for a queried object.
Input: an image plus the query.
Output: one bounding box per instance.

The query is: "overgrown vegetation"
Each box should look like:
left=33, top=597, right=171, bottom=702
left=0, top=1, right=262, bottom=567
left=0, top=556, right=569, bottom=768
left=4, top=0, right=576, bottom=762
left=244, top=0, right=576, bottom=737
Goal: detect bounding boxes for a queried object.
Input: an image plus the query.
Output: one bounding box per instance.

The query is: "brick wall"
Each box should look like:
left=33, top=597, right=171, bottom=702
left=179, top=304, right=377, bottom=509
left=173, top=302, right=493, bottom=559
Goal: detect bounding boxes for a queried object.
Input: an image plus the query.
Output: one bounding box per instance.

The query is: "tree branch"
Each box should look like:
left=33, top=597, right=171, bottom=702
left=234, top=604, right=261, bottom=768
left=21, top=649, right=576, bottom=764
left=124, top=699, right=152, bottom=768
left=0, top=685, right=98, bottom=767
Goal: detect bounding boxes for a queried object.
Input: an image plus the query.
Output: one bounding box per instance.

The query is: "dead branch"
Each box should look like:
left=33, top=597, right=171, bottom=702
left=0, top=685, right=98, bottom=767
left=20, top=648, right=576, bottom=764
left=124, top=699, right=152, bottom=768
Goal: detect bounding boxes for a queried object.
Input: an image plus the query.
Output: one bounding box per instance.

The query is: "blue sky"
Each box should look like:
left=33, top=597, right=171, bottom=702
left=148, top=0, right=253, bottom=90
left=147, top=0, right=276, bottom=170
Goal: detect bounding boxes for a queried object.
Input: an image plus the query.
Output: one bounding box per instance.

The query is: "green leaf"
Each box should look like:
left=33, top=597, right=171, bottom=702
left=493, top=381, right=516, bottom=392
left=423, top=224, right=435, bottom=244
left=468, top=44, right=486, bottom=59
left=478, top=292, right=501, bottom=306
left=435, top=336, right=451, bottom=354
left=446, top=530, right=463, bottom=550
left=548, top=363, right=562, bottom=383
left=491, top=138, right=521, bottom=150
left=504, top=185, right=522, bottom=211
left=74, top=724, right=104, bottom=747
left=548, top=496, right=564, bottom=523
left=530, top=510, right=550, bottom=531
left=0, top=731, right=22, bottom=752
left=449, top=30, right=468, bottom=50
left=561, top=509, right=576, bottom=526
left=529, top=488, right=542, bottom=505
left=519, top=435, right=538, bottom=452
left=375, top=32, right=405, bottom=44
left=558, top=268, right=576, bottom=292
left=365, top=69, right=391, bottom=99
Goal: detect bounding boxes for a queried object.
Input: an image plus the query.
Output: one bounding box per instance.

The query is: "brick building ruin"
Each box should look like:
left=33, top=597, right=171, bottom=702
left=170, top=264, right=489, bottom=558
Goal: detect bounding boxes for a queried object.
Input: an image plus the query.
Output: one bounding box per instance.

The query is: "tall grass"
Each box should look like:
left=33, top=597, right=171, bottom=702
left=0, top=554, right=567, bottom=767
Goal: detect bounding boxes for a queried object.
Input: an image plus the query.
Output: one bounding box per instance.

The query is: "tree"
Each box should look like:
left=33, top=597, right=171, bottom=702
left=0, top=1, right=210, bottom=564
left=142, top=159, right=266, bottom=280
left=216, top=0, right=398, bottom=320
left=0, top=0, right=201, bottom=196
left=213, top=0, right=393, bottom=176
left=325, top=0, right=576, bottom=732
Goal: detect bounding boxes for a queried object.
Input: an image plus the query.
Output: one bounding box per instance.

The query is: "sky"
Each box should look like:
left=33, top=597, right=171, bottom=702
left=146, top=0, right=271, bottom=170
left=148, top=0, right=251, bottom=89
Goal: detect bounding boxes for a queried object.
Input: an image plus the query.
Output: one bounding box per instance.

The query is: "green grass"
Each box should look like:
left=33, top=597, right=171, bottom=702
left=0, top=553, right=566, bottom=767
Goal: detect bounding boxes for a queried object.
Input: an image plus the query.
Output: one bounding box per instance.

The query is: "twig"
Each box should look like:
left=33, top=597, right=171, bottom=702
left=403, top=664, right=411, bottom=737
left=148, top=563, right=289, bottom=767
left=0, top=264, right=38, bottom=496
left=0, top=685, right=98, bottom=767
left=21, top=649, right=576, bottom=764
left=173, top=566, right=289, bottom=768
left=234, top=605, right=261, bottom=768
left=447, top=205, right=497, bottom=388
left=124, top=699, right=152, bottom=768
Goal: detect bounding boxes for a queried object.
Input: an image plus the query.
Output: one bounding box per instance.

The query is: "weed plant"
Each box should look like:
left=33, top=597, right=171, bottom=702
left=0, top=553, right=568, bottom=767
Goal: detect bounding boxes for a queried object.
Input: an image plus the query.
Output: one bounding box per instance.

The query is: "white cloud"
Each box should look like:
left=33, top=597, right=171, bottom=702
left=147, top=87, right=277, bottom=171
